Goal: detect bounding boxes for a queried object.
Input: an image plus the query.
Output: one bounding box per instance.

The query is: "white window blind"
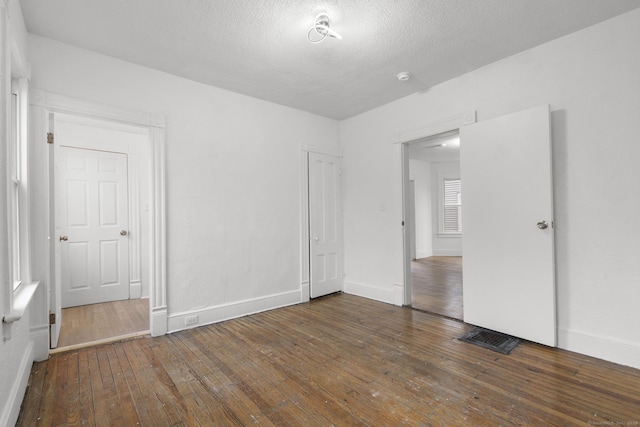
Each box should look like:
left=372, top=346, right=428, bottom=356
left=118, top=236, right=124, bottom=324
left=443, top=178, right=461, bottom=233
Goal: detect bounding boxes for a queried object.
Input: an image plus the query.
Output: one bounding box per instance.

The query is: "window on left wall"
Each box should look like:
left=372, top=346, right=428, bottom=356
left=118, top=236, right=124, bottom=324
left=9, top=79, right=24, bottom=291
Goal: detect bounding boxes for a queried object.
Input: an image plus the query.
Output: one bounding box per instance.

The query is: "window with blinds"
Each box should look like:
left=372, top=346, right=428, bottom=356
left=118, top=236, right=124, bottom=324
left=10, top=90, right=21, bottom=290
left=443, top=178, right=462, bottom=233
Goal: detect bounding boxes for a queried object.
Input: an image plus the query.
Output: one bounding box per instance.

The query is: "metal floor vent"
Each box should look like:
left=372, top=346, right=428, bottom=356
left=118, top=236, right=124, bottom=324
left=458, top=328, right=521, bottom=354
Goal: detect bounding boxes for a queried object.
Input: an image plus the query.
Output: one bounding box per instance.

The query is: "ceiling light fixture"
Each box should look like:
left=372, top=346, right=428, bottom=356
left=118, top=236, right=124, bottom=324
left=397, top=72, right=411, bottom=81
left=307, top=13, right=342, bottom=44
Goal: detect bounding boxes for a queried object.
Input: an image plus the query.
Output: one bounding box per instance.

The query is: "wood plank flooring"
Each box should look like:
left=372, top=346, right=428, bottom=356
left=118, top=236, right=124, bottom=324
left=57, top=298, right=149, bottom=348
left=18, top=293, right=640, bottom=426
left=411, top=256, right=463, bottom=319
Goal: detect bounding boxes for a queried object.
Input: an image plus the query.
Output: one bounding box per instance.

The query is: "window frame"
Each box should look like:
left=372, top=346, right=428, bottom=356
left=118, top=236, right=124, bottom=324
left=7, top=78, right=29, bottom=293
left=9, top=83, right=21, bottom=290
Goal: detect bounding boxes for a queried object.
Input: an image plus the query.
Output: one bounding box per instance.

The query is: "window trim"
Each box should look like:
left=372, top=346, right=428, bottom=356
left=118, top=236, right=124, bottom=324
left=3, top=77, right=34, bottom=325
left=9, top=85, right=21, bottom=291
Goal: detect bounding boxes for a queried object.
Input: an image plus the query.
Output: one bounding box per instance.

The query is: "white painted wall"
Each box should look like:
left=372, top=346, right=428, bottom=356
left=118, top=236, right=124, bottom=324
left=431, top=162, right=462, bottom=256
left=0, top=2, right=47, bottom=426
left=27, top=35, right=340, bottom=327
left=409, top=159, right=432, bottom=259
left=341, top=9, right=640, bottom=368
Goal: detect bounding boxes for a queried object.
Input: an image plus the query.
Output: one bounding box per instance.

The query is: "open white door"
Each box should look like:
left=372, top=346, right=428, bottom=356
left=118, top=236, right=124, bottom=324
left=309, top=153, right=343, bottom=298
left=56, top=146, right=130, bottom=308
left=460, top=105, right=556, bottom=346
left=49, top=117, right=62, bottom=348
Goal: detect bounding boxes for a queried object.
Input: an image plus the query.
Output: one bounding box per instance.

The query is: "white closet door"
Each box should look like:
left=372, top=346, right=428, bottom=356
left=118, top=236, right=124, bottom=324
left=309, top=153, right=343, bottom=298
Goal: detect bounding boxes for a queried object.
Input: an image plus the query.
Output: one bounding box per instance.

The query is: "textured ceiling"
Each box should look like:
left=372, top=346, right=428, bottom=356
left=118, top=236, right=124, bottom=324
left=19, top=0, right=640, bottom=120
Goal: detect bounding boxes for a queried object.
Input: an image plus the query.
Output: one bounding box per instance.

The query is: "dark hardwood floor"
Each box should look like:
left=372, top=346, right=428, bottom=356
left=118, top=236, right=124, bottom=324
left=18, top=293, right=640, bottom=426
left=411, top=256, right=463, bottom=319
left=57, top=298, right=149, bottom=349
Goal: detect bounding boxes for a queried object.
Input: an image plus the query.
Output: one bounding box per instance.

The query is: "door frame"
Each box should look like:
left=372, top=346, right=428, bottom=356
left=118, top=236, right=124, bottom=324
left=30, top=90, right=168, bottom=344
left=396, top=111, right=476, bottom=306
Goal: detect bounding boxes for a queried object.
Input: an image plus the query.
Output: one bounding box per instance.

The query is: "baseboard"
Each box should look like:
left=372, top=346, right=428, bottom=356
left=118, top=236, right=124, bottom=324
left=415, top=250, right=433, bottom=259
left=151, top=306, right=168, bottom=337
left=558, top=327, right=640, bottom=369
left=300, top=281, right=310, bottom=303
left=129, top=280, right=142, bottom=299
left=167, top=290, right=301, bottom=334
left=30, top=324, right=50, bottom=362
left=343, top=281, right=394, bottom=305
left=433, top=249, right=462, bottom=256
left=1, top=340, right=34, bottom=427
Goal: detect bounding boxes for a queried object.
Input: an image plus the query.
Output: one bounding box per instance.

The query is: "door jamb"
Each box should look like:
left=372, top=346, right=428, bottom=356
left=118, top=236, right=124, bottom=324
left=395, top=112, right=476, bottom=306
left=30, top=91, right=168, bottom=342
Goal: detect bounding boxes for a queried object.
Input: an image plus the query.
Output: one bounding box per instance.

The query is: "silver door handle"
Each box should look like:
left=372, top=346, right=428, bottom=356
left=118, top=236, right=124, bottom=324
left=59, top=235, right=68, bottom=242
left=120, top=230, right=128, bottom=236
left=536, top=221, right=548, bottom=230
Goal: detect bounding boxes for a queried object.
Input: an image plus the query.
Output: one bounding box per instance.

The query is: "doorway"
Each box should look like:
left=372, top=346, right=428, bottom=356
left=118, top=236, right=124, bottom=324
left=406, top=130, right=463, bottom=320
left=400, top=106, right=556, bottom=347
left=51, top=113, right=152, bottom=349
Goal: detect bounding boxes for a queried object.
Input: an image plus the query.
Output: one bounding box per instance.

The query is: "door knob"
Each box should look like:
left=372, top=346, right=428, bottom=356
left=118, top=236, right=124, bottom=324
left=536, top=221, right=548, bottom=230
left=313, top=236, right=319, bottom=242
left=59, top=235, right=68, bottom=241
left=120, top=230, right=128, bottom=236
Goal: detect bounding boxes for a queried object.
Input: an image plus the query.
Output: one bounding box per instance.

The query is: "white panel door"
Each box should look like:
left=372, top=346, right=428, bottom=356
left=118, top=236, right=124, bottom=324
left=460, top=105, right=556, bottom=346
left=309, top=153, right=343, bottom=298
left=57, top=146, right=130, bottom=308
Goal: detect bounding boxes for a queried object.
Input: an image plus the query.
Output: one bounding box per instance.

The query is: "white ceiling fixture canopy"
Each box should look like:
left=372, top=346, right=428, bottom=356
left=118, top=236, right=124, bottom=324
left=19, top=0, right=640, bottom=120
left=308, top=12, right=342, bottom=43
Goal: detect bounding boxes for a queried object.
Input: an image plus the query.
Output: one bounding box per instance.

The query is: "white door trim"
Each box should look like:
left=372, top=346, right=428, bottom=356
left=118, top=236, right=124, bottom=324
left=30, top=90, right=168, bottom=340
left=395, top=111, right=476, bottom=306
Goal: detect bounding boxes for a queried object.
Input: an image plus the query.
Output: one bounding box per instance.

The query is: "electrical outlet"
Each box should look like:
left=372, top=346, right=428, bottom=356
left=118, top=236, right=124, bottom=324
left=185, top=315, right=198, bottom=326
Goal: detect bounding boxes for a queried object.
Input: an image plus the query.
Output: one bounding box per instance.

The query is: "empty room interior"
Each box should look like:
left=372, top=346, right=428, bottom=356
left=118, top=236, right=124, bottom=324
left=2, top=1, right=640, bottom=425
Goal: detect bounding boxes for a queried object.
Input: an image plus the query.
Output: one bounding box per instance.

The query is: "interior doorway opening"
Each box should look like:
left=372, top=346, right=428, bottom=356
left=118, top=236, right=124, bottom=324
left=50, top=112, right=154, bottom=350
left=403, top=130, right=463, bottom=320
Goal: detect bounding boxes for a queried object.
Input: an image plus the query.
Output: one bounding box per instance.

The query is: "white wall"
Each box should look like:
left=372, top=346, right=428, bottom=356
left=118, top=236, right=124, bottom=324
left=1, top=2, right=46, bottom=426
left=27, top=35, right=340, bottom=328
left=430, top=162, right=461, bottom=256
left=341, top=9, right=640, bottom=368
left=409, top=159, right=432, bottom=259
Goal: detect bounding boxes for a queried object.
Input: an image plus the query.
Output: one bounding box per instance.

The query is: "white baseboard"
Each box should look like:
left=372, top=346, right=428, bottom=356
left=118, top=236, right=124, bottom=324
left=300, top=281, right=310, bottom=303
left=30, top=324, right=50, bottom=362
left=129, top=280, right=142, bottom=299
left=151, top=306, right=168, bottom=337
left=433, top=249, right=462, bottom=256
left=167, top=290, right=301, bottom=334
left=343, top=281, right=394, bottom=305
left=1, top=340, right=34, bottom=427
left=415, top=250, right=433, bottom=259
left=558, top=327, right=640, bottom=369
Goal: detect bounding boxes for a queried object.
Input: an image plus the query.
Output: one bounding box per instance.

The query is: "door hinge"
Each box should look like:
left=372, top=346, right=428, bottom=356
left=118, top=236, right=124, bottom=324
left=49, top=312, right=56, bottom=325
left=47, top=132, right=54, bottom=144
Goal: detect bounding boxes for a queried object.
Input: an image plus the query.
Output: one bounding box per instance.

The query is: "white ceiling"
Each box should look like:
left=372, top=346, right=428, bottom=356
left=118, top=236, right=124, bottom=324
left=19, top=0, right=640, bottom=120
